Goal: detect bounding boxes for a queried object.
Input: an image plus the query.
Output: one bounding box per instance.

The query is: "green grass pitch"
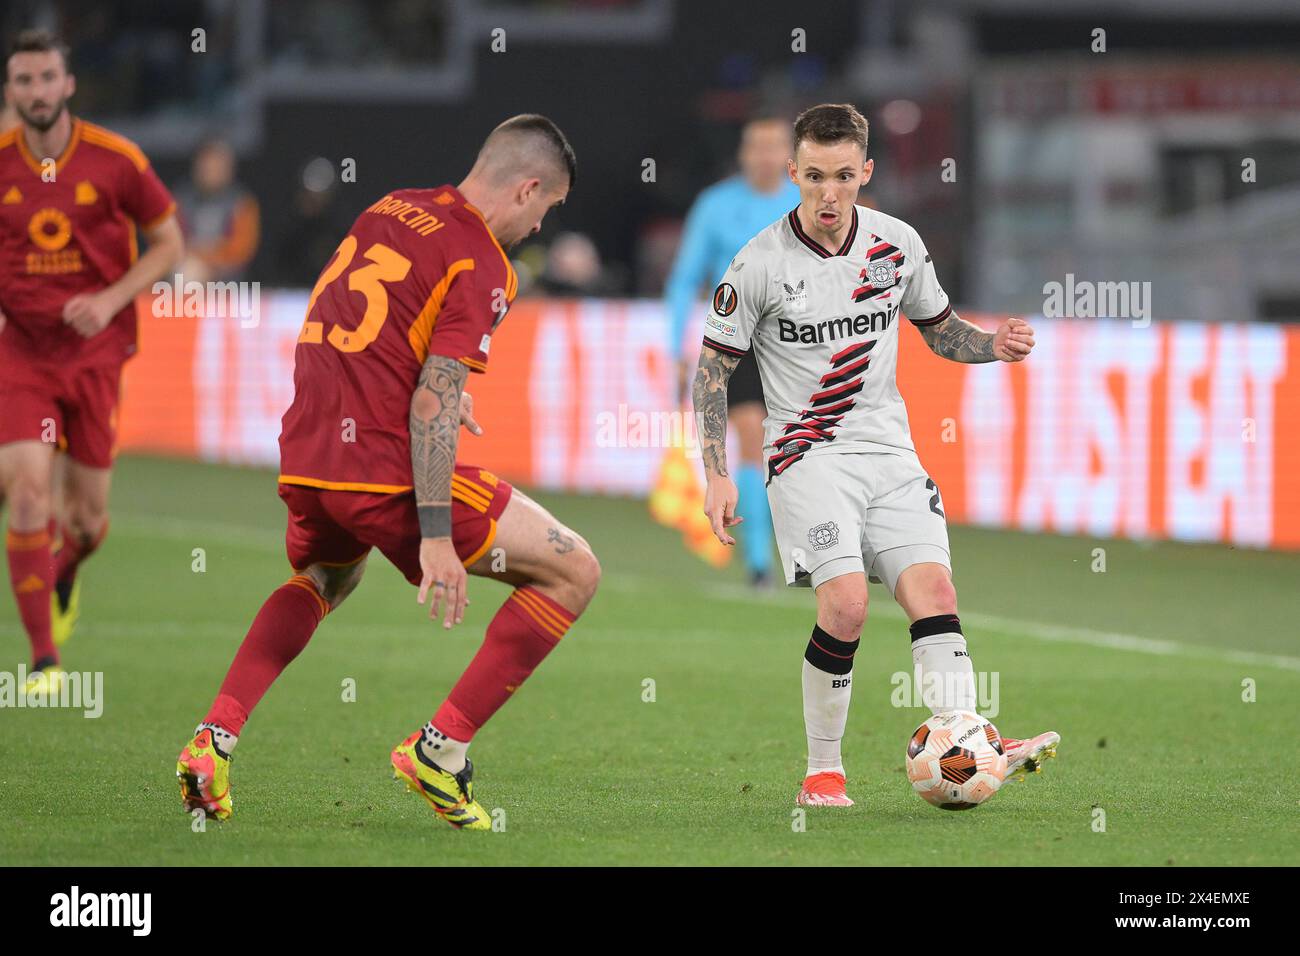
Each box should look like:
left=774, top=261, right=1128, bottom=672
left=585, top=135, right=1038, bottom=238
left=2, top=454, right=1297, bottom=865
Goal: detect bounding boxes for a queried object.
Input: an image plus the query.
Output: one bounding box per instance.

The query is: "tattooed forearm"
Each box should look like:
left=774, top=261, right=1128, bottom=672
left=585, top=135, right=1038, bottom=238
left=410, top=354, right=468, bottom=538
left=692, top=345, right=742, bottom=477
left=547, top=527, right=575, bottom=555
left=918, top=312, right=997, bottom=363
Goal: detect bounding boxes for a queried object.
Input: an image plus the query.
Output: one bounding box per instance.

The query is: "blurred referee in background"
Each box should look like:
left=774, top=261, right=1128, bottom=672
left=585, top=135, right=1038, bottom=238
left=665, top=117, right=798, bottom=588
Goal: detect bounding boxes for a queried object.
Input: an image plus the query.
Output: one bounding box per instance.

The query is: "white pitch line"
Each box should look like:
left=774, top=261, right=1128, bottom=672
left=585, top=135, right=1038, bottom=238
left=963, top=610, right=1300, bottom=674
left=679, top=580, right=1300, bottom=674
left=109, top=511, right=1300, bottom=674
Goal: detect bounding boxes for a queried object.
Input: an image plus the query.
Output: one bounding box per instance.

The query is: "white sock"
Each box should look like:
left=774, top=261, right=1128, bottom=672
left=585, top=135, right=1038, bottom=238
left=803, top=625, right=859, bottom=775
left=197, top=721, right=238, bottom=756
left=418, top=721, right=469, bottom=773
left=909, top=614, right=976, bottom=714
left=806, top=763, right=846, bottom=778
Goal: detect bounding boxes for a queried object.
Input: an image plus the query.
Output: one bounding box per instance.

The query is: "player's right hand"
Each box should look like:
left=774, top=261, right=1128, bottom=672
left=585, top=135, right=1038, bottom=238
left=62, top=290, right=118, bottom=337
left=417, top=537, right=468, bottom=630
left=703, top=473, right=743, bottom=546
left=994, top=316, right=1035, bottom=362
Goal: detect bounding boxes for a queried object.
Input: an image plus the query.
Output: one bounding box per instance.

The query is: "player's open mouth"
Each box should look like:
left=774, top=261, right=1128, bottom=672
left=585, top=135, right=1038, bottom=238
left=818, top=211, right=838, bottom=225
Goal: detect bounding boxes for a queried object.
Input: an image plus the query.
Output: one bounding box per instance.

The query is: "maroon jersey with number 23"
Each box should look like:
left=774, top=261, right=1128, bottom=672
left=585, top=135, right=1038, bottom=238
left=278, top=185, right=518, bottom=493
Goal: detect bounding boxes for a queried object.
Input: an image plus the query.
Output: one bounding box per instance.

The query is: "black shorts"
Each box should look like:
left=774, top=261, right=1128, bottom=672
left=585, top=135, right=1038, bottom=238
left=727, top=351, right=765, bottom=409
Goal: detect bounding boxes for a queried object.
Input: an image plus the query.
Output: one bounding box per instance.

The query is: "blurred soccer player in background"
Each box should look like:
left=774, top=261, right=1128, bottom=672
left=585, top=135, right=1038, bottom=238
left=176, top=115, right=601, bottom=831
left=0, top=90, right=15, bottom=522
left=0, top=90, right=68, bottom=560
left=665, top=116, right=799, bottom=588
left=0, top=30, right=183, bottom=693
left=174, top=135, right=261, bottom=283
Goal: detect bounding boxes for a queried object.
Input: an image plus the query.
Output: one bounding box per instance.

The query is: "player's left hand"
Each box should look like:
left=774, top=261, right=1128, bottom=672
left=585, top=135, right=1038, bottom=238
left=62, top=291, right=120, bottom=338
left=993, top=317, right=1034, bottom=362
left=703, top=472, right=743, bottom=546
left=417, top=537, right=469, bottom=630
left=459, top=392, right=483, bottom=436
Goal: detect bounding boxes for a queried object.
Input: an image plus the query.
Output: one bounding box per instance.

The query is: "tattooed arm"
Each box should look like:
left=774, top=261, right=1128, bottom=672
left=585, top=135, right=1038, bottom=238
left=917, top=312, right=1035, bottom=364
left=916, top=312, right=996, bottom=363
left=411, top=354, right=467, bottom=535
left=693, top=345, right=742, bottom=477
left=692, top=344, right=743, bottom=544
left=410, top=354, right=470, bottom=628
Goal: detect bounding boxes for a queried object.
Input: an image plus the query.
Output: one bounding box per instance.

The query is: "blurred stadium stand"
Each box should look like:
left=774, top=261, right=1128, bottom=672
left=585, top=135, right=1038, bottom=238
left=7, top=0, right=1300, bottom=549
left=5, top=0, right=1297, bottom=316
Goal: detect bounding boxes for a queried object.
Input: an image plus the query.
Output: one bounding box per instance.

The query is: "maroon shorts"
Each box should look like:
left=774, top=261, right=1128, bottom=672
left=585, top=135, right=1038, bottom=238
left=279, top=464, right=513, bottom=584
left=0, top=352, right=123, bottom=468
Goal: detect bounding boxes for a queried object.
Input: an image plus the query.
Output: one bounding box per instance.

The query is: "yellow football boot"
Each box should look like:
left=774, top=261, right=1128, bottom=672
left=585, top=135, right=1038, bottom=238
left=51, top=578, right=81, bottom=647
left=390, top=731, right=491, bottom=831
left=177, top=728, right=234, bottom=820
left=21, top=666, right=66, bottom=699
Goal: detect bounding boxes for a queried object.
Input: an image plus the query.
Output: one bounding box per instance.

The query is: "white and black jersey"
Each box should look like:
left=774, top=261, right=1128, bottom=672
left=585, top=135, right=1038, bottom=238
left=702, top=204, right=951, bottom=483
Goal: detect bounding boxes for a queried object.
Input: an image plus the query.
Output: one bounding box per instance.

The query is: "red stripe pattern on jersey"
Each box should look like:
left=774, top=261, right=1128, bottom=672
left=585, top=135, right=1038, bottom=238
left=766, top=339, right=877, bottom=483
left=851, top=233, right=905, bottom=303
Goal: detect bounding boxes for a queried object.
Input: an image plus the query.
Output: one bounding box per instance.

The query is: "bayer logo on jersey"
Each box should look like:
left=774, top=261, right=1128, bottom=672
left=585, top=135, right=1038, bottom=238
left=866, top=260, right=896, bottom=288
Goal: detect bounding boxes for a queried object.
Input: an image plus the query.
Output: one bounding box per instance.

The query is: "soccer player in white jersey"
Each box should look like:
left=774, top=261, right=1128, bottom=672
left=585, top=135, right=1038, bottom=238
left=692, top=103, right=1060, bottom=807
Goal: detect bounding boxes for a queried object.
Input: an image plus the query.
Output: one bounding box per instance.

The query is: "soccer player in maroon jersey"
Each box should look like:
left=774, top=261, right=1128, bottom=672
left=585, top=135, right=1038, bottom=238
left=0, top=31, right=183, bottom=693
left=177, top=115, right=600, bottom=830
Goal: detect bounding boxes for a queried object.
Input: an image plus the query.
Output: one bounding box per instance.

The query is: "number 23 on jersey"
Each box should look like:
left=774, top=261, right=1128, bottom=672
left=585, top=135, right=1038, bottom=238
left=298, top=235, right=412, bottom=353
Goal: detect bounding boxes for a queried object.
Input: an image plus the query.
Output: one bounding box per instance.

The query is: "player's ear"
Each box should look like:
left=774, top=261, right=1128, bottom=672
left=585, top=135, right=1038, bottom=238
left=66, top=72, right=76, bottom=97
left=787, top=157, right=798, bottom=184
left=519, top=176, right=541, bottom=205
left=861, top=157, right=873, bottom=187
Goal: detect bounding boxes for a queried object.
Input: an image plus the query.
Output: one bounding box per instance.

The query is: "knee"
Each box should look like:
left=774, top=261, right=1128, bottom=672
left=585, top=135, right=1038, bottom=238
left=818, top=580, right=868, bottom=639
left=823, top=600, right=867, bottom=639
left=322, top=579, right=360, bottom=611
left=531, top=548, right=599, bottom=620
left=897, top=564, right=959, bottom=620
left=309, top=559, right=366, bottom=611
left=65, top=498, right=109, bottom=540
left=5, top=472, right=51, bottom=527
left=561, top=544, right=601, bottom=613
left=926, top=575, right=958, bottom=617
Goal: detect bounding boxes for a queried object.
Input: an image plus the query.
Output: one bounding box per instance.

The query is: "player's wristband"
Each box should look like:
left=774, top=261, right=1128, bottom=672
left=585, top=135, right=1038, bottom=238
left=418, top=504, right=452, bottom=539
